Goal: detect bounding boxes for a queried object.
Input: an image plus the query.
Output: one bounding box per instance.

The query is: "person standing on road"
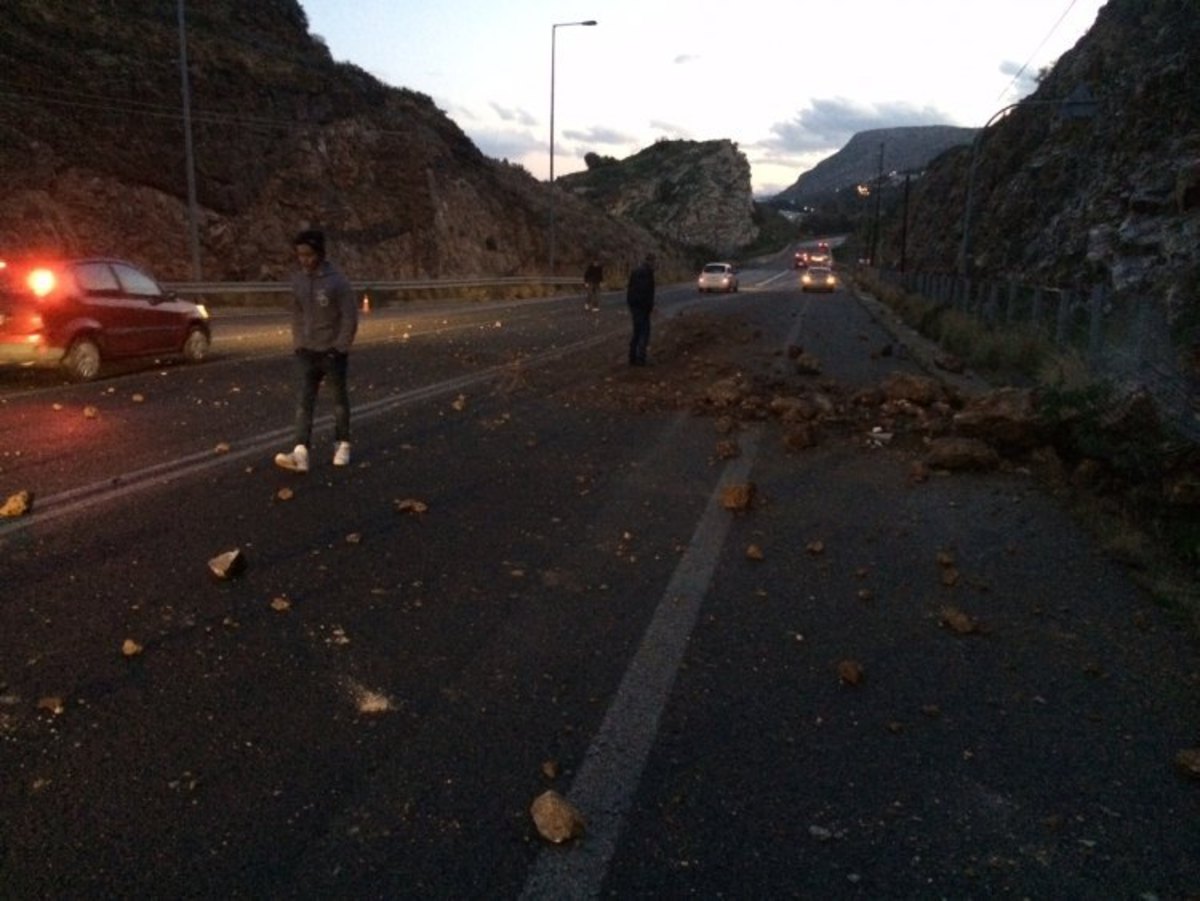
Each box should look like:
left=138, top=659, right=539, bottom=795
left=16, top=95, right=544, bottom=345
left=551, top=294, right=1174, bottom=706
left=625, top=253, right=656, bottom=366
left=274, top=228, right=358, bottom=473
left=583, top=259, right=603, bottom=311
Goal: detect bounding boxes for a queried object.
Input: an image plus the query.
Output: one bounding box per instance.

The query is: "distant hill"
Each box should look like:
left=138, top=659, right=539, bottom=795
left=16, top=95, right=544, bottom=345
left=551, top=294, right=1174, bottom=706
left=769, top=126, right=977, bottom=208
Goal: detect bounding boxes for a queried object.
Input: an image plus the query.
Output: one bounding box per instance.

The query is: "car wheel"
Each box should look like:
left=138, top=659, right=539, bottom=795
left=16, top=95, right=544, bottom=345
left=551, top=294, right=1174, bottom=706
left=182, top=326, right=210, bottom=362
left=62, top=336, right=102, bottom=382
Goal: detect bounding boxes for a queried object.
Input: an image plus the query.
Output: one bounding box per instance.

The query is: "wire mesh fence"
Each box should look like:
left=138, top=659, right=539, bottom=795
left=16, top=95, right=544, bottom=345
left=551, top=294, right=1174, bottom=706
left=874, top=267, right=1200, bottom=444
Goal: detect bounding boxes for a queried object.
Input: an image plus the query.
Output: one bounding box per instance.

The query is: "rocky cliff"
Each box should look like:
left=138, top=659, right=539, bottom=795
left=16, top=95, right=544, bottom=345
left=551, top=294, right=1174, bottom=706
left=558, top=140, right=758, bottom=257
left=879, top=0, right=1200, bottom=321
left=0, top=0, right=665, bottom=281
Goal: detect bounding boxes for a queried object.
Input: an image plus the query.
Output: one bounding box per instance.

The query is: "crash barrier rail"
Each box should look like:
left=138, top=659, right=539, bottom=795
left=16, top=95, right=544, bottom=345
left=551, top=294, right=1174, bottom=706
left=163, top=275, right=585, bottom=303
left=869, top=266, right=1200, bottom=444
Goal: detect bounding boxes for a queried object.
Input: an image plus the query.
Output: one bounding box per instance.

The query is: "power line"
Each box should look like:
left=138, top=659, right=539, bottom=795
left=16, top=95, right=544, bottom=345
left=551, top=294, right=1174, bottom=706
left=997, top=0, right=1080, bottom=100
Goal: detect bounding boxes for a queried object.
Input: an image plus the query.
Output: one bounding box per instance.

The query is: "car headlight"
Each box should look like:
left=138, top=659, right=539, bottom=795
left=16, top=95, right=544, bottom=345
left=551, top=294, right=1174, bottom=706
left=196, top=304, right=210, bottom=319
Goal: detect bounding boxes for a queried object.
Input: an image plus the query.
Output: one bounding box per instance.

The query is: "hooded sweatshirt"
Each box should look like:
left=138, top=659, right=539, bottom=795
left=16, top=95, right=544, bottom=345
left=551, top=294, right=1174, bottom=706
left=289, top=259, right=358, bottom=353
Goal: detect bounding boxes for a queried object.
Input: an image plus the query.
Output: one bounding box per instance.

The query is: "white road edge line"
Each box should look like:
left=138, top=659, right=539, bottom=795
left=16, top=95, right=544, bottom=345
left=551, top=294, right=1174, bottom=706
left=521, top=425, right=763, bottom=900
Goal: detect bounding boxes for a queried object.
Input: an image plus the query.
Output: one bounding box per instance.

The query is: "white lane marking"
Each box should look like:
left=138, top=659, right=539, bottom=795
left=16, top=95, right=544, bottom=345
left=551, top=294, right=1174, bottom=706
left=0, top=329, right=619, bottom=540
left=521, top=425, right=762, bottom=900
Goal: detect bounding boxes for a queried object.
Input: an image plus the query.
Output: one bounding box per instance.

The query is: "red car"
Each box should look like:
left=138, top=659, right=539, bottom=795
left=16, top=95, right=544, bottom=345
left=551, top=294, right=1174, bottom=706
left=0, top=257, right=211, bottom=381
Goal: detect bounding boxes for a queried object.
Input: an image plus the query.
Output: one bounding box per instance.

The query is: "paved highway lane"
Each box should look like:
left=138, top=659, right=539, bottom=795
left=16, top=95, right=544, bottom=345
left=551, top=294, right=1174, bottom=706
left=1, top=271, right=1197, bottom=897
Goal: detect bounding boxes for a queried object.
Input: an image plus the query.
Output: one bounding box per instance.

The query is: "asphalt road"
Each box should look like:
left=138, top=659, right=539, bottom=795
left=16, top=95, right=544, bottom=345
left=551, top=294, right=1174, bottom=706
left=1, top=265, right=1197, bottom=898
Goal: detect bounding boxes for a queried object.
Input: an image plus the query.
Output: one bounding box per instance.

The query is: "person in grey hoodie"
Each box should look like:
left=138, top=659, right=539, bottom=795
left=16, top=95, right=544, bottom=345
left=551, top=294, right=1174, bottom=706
left=274, top=229, right=358, bottom=472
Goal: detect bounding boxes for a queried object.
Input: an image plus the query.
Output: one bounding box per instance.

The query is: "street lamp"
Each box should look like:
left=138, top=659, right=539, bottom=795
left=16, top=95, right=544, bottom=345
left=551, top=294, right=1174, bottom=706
left=548, top=19, right=597, bottom=276
left=957, top=88, right=1096, bottom=277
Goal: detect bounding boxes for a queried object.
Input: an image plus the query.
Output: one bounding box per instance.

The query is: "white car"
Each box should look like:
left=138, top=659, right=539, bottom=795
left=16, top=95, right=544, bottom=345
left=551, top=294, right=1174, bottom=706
left=697, top=262, right=739, bottom=293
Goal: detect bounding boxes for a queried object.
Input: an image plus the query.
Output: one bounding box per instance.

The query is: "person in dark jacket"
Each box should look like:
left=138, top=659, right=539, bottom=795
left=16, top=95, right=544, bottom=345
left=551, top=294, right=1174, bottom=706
left=274, top=229, right=359, bottom=472
left=625, top=253, right=656, bottom=366
left=583, top=259, right=603, bottom=311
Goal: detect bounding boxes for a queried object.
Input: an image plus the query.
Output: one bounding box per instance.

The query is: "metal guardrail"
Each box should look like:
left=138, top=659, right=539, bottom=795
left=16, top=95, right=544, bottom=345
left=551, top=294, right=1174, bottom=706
left=163, top=275, right=584, bottom=298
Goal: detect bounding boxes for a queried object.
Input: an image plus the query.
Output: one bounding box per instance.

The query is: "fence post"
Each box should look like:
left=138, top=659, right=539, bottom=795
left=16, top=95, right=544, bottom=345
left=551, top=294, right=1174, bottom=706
left=1006, top=280, right=1019, bottom=325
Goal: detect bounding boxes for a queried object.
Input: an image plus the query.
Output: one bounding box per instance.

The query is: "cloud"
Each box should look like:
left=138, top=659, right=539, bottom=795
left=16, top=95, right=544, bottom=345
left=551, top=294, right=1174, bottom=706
left=649, top=119, right=692, bottom=139
left=489, top=101, right=538, bottom=127
left=764, top=97, right=954, bottom=155
left=674, top=54, right=699, bottom=65
left=562, top=125, right=636, bottom=146
left=998, top=59, right=1040, bottom=98
left=469, top=128, right=544, bottom=164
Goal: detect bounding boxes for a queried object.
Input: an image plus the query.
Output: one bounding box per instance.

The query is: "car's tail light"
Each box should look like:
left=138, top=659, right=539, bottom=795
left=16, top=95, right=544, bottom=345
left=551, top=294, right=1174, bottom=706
left=27, top=268, right=57, bottom=298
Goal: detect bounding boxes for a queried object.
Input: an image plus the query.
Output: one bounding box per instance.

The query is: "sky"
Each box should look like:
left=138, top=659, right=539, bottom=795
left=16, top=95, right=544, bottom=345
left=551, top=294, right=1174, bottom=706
left=299, top=0, right=1108, bottom=198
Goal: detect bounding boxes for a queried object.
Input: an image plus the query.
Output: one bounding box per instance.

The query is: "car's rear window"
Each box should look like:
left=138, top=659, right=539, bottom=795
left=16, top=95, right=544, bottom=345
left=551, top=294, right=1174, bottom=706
left=73, top=262, right=121, bottom=293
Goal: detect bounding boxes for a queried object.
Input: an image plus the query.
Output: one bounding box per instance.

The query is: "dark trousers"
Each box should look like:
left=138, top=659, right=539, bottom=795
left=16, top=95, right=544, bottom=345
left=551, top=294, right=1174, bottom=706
left=292, top=348, right=350, bottom=448
left=628, top=306, right=651, bottom=364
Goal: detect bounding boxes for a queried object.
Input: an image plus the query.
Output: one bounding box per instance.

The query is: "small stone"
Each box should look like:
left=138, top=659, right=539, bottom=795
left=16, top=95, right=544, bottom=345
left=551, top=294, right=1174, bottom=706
left=530, top=790, right=585, bottom=843
left=720, top=483, right=755, bottom=511
left=745, top=544, right=765, bottom=560
left=837, top=659, right=864, bottom=685
left=1175, top=748, right=1200, bottom=779
left=939, top=605, right=978, bottom=635
left=0, top=490, right=33, bottom=518
left=37, top=696, right=65, bottom=715
left=270, top=596, right=291, bottom=612
left=121, top=638, right=144, bottom=657
left=208, top=548, right=246, bottom=580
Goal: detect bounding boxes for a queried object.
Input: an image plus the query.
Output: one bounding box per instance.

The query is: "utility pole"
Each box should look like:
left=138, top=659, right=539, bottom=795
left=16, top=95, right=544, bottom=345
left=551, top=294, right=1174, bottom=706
left=177, top=0, right=202, bottom=280
left=869, top=142, right=884, bottom=266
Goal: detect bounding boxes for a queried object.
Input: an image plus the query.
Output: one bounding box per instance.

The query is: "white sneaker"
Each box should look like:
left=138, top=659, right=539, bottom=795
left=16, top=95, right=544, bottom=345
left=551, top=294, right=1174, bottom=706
left=333, top=441, right=351, bottom=467
left=274, top=444, right=309, bottom=472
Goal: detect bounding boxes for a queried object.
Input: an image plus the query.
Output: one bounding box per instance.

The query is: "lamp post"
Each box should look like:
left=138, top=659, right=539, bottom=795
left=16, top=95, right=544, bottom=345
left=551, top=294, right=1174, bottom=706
left=957, top=89, right=1096, bottom=277
left=548, top=19, right=596, bottom=276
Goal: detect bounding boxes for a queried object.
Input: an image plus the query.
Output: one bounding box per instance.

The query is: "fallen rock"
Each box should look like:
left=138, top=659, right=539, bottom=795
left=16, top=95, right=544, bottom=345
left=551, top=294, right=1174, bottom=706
left=530, top=790, right=586, bottom=843
left=837, top=659, right=865, bottom=685
left=783, top=424, right=818, bottom=451
left=1176, top=747, right=1200, bottom=780
left=953, top=387, right=1043, bottom=452
left=721, top=482, right=756, bottom=511
left=939, top=605, right=979, bottom=635
left=0, top=490, right=33, bottom=518
left=882, top=372, right=943, bottom=406
left=207, top=548, right=246, bottom=580
left=714, top=440, right=740, bottom=460
left=925, top=437, right=1000, bottom=471
left=794, top=353, right=822, bottom=375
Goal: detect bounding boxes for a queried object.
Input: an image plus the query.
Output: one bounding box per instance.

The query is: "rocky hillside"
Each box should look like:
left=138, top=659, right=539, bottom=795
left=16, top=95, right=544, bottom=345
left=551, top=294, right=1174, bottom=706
left=0, top=0, right=667, bottom=281
left=558, top=140, right=758, bottom=257
left=878, top=0, right=1200, bottom=314
left=770, top=126, right=976, bottom=208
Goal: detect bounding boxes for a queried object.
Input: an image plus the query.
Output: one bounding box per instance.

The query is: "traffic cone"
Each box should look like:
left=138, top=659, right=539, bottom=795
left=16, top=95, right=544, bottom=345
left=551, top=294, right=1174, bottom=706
left=360, top=292, right=371, bottom=314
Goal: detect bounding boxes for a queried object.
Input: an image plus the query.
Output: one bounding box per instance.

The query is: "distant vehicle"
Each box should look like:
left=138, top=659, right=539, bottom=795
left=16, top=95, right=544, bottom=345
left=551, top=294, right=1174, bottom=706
left=0, top=257, right=211, bottom=381
left=793, top=251, right=808, bottom=269
left=697, top=262, right=739, bottom=294
left=800, top=266, right=838, bottom=293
